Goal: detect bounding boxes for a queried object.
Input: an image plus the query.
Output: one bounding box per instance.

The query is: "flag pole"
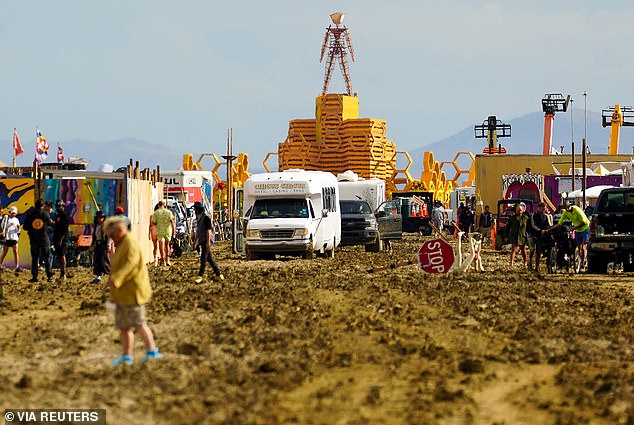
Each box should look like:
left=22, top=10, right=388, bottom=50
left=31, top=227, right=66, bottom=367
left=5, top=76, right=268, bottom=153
left=12, top=128, right=16, bottom=168
left=57, top=143, right=60, bottom=164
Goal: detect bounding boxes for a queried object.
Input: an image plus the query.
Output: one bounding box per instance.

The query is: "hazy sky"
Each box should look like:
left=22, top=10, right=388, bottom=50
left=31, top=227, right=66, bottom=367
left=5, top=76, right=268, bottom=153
left=2, top=1, right=634, bottom=165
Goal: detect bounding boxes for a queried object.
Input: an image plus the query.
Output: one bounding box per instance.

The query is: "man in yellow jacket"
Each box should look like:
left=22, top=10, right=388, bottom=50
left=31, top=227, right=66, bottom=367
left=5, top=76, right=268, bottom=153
left=104, top=216, right=161, bottom=366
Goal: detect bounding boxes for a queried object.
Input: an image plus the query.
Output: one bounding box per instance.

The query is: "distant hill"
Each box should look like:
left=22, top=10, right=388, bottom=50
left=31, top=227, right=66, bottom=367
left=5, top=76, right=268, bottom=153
left=3, top=137, right=182, bottom=171
left=408, top=109, right=634, bottom=177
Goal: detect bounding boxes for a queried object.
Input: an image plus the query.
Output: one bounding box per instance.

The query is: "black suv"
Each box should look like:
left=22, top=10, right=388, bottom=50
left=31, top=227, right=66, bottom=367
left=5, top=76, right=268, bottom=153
left=588, top=187, right=634, bottom=273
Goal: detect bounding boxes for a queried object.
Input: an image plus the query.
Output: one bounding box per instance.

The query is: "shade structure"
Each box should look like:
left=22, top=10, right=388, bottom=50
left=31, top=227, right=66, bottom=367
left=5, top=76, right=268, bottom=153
left=567, top=185, right=615, bottom=200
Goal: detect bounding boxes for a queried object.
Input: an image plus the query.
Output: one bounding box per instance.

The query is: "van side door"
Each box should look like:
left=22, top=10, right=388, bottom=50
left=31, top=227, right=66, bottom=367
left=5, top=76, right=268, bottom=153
left=375, top=199, right=403, bottom=240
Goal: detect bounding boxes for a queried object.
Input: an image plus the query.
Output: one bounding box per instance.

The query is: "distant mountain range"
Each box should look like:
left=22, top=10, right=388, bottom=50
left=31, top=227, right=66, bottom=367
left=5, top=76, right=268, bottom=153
left=3, top=137, right=183, bottom=171
left=2, top=110, right=632, bottom=175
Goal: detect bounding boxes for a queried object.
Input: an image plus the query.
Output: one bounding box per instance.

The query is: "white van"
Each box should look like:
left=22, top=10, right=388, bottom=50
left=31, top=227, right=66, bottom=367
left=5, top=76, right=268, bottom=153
left=243, top=170, right=341, bottom=260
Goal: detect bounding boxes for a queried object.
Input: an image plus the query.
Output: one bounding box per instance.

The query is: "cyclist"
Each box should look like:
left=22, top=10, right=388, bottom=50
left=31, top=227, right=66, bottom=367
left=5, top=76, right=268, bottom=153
left=551, top=201, right=590, bottom=270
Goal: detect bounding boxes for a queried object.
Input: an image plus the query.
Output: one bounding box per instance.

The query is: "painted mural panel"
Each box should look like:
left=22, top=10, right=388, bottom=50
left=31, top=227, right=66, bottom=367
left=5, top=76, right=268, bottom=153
left=0, top=178, right=35, bottom=268
left=43, top=178, right=118, bottom=237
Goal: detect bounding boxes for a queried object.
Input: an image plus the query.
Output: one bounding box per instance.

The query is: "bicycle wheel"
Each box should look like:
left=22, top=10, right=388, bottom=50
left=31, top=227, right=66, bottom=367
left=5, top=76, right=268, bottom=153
left=572, top=246, right=582, bottom=274
left=77, top=251, right=93, bottom=268
left=547, top=246, right=559, bottom=274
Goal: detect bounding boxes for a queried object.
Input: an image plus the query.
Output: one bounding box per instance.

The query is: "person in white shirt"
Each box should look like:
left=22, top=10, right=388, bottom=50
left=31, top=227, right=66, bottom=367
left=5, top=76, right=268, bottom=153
left=0, top=207, right=22, bottom=271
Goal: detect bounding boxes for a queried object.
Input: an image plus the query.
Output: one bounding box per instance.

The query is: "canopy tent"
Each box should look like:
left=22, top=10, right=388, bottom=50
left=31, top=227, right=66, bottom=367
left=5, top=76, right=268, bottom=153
left=593, top=164, right=610, bottom=175
left=567, top=185, right=615, bottom=201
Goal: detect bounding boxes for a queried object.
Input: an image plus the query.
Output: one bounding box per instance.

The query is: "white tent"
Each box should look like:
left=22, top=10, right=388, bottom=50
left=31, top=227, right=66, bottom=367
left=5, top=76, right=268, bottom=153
left=593, top=164, right=611, bottom=176
left=567, top=185, right=615, bottom=202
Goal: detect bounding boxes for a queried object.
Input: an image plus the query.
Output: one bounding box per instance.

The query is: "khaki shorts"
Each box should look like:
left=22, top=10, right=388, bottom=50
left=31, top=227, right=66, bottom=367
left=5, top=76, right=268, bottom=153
left=115, top=304, right=147, bottom=329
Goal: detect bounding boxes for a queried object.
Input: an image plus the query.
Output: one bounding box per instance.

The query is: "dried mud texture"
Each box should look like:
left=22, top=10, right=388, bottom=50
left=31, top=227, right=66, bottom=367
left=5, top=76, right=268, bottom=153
left=0, top=235, right=633, bottom=425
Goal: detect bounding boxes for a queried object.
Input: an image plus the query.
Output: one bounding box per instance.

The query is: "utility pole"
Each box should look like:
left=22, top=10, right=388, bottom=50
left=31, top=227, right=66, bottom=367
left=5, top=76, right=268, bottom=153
left=221, top=128, right=237, bottom=224
left=570, top=97, right=575, bottom=192
left=582, top=91, right=588, bottom=209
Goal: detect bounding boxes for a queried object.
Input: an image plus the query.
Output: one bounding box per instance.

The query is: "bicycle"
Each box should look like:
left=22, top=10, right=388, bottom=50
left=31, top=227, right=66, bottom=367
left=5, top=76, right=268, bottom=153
left=544, top=224, right=581, bottom=274
left=67, top=235, right=94, bottom=269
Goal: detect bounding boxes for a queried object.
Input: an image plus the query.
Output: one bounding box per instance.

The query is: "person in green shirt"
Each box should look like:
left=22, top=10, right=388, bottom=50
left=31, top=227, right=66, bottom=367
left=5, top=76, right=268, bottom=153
left=105, top=216, right=161, bottom=366
left=152, top=201, right=175, bottom=267
left=552, top=201, right=590, bottom=269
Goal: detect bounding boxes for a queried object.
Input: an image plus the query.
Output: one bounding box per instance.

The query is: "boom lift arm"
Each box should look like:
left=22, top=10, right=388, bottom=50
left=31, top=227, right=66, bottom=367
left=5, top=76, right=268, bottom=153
left=541, top=93, right=570, bottom=155
left=474, top=115, right=511, bottom=153
left=602, top=104, right=634, bottom=155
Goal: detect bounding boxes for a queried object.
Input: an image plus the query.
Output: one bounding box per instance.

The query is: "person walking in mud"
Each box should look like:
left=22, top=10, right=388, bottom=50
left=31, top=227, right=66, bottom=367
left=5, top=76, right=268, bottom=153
left=193, top=202, right=224, bottom=284
left=43, top=201, right=55, bottom=267
left=507, top=202, right=529, bottom=268
left=23, top=199, right=54, bottom=282
left=431, top=201, right=445, bottom=232
left=152, top=201, right=175, bottom=266
left=0, top=206, right=22, bottom=271
left=478, top=205, right=493, bottom=245
left=53, top=201, right=70, bottom=282
left=459, top=204, right=474, bottom=237
left=148, top=203, right=159, bottom=266
left=92, top=211, right=111, bottom=284
left=104, top=216, right=161, bottom=366
left=528, top=202, right=553, bottom=273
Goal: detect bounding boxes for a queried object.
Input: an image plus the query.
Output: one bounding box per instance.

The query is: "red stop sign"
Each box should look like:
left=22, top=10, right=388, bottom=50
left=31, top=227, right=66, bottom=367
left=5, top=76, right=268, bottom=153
left=418, top=239, right=455, bottom=274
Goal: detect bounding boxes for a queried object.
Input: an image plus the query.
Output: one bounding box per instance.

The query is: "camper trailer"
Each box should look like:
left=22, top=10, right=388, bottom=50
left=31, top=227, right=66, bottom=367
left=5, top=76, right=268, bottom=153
left=243, top=170, right=341, bottom=260
left=337, top=170, right=386, bottom=211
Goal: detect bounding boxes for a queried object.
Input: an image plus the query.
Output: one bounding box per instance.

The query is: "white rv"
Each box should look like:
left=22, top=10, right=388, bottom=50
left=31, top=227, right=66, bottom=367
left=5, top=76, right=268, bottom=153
left=336, top=170, right=386, bottom=211
left=243, top=170, right=341, bottom=260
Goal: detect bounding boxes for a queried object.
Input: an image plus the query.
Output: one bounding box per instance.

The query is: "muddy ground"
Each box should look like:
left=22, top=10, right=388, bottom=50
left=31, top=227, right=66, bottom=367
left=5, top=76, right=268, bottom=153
left=0, top=235, right=632, bottom=425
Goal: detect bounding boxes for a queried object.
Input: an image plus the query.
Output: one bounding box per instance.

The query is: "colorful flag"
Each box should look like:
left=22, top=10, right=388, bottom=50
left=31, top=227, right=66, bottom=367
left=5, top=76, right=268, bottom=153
left=35, top=128, right=49, bottom=164
left=13, top=129, right=24, bottom=157
left=57, top=144, right=64, bottom=163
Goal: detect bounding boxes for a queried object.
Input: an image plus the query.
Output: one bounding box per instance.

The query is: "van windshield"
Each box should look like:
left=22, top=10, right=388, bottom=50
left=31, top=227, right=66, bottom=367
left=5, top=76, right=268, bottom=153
left=251, top=198, right=310, bottom=219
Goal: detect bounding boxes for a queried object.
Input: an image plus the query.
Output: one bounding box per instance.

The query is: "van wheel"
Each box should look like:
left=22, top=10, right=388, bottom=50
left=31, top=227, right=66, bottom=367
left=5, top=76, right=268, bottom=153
left=303, top=245, right=315, bottom=260
left=245, top=247, right=259, bottom=261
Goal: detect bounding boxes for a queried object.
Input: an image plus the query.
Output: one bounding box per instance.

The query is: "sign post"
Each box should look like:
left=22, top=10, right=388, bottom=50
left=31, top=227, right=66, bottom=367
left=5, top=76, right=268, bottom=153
left=418, top=239, right=455, bottom=274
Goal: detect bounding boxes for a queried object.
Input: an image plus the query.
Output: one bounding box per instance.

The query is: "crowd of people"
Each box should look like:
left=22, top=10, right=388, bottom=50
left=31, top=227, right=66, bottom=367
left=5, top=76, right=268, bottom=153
left=430, top=197, right=589, bottom=274
left=503, top=200, right=590, bottom=273
left=0, top=198, right=226, bottom=366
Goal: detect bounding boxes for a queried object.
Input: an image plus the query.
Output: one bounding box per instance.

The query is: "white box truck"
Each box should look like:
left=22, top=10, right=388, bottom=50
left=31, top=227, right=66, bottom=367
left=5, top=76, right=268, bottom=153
left=243, top=170, right=341, bottom=260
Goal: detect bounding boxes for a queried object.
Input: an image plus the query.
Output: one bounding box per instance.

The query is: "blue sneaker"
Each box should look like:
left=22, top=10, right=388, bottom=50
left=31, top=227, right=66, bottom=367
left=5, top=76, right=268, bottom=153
left=111, top=354, right=133, bottom=367
left=142, top=349, right=162, bottom=362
